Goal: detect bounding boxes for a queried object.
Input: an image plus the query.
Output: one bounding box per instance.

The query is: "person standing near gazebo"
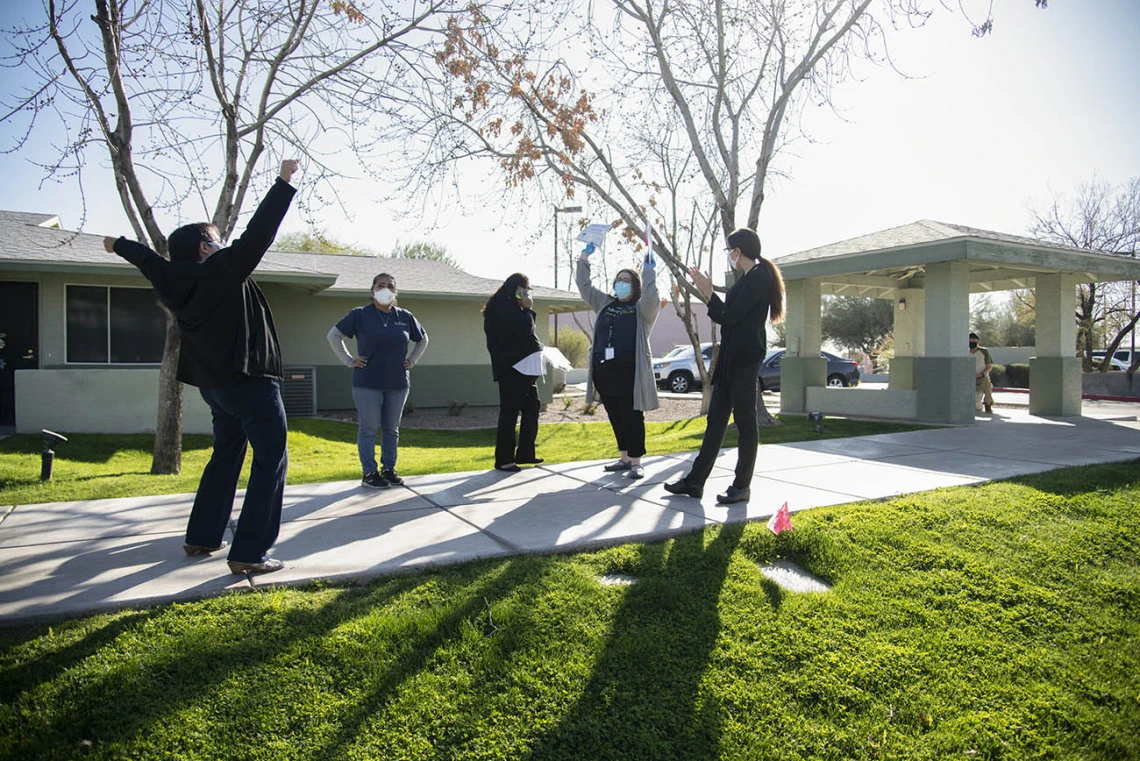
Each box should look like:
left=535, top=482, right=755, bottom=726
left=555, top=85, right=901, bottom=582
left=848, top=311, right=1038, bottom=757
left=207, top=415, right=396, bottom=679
left=970, top=332, right=994, bottom=414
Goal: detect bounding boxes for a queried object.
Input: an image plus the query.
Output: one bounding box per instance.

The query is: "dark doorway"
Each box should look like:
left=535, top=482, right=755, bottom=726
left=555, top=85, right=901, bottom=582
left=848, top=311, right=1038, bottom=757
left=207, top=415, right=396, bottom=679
left=0, top=281, right=39, bottom=425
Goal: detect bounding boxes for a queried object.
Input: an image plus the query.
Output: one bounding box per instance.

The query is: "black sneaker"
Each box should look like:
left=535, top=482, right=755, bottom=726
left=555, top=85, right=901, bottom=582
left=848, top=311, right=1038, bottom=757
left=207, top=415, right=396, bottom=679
left=362, top=471, right=390, bottom=489
left=380, top=468, right=404, bottom=485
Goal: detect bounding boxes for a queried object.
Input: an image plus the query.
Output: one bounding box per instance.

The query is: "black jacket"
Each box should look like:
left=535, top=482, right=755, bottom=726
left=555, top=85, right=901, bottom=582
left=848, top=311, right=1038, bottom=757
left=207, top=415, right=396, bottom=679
left=483, top=297, right=542, bottom=381
left=709, top=260, right=773, bottom=385
left=113, top=178, right=295, bottom=388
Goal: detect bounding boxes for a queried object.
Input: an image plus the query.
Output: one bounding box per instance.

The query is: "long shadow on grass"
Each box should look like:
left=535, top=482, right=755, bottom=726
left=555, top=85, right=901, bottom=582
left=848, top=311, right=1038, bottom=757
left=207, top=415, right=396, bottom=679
left=1, top=578, right=421, bottom=759
left=0, top=608, right=160, bottom=705
left=296, top=557, right=542, bottom=760
left=524, top=522, right=745, bottom=761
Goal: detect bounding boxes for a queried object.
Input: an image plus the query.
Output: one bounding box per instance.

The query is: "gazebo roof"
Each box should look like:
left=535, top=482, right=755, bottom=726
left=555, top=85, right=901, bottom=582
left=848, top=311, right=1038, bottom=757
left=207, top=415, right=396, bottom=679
left=773, top=220, right=1140, bottom=298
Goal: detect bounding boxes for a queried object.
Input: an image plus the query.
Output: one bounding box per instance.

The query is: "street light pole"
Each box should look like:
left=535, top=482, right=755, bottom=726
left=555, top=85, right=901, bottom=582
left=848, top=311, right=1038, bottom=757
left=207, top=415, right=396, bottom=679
left=1131, top=249, right=1136, bottom=367
left=552, top=205, right=582, bottom=345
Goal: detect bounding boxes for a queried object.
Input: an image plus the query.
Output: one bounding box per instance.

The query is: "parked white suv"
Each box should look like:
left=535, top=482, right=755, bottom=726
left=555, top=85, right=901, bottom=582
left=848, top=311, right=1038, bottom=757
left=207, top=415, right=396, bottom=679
left=652, top=343, right=712, bottom=394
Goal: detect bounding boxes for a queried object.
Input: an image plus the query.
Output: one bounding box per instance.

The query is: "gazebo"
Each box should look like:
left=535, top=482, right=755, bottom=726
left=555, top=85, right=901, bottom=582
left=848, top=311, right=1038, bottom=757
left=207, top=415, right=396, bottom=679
left=773, top=220, right=1140, bottom=424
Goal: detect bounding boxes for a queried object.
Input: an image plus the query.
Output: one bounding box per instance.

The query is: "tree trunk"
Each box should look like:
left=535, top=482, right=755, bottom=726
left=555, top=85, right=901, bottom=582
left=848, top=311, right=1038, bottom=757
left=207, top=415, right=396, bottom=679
left=757, top=388, right=781, bottom=427
left=151, top=312, right=183, bottom=475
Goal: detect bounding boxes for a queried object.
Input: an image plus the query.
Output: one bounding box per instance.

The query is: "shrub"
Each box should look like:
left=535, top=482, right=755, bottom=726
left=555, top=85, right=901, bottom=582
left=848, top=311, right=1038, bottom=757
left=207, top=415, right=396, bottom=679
left=554, top=329, right=591, bottom=368
left=989, top=363, right=1006, bottom=387
left=1004, top=363, right=1030, bottom=388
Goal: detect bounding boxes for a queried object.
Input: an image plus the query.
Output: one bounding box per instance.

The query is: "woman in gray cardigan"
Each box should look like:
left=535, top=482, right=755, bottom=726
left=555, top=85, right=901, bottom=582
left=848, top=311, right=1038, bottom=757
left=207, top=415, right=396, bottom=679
left=576, top=250, right=660, bottom=479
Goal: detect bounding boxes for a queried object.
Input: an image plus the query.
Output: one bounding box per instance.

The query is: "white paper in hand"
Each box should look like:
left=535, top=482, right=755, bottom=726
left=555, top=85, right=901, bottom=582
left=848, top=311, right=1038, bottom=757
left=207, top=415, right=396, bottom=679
left=542, top=346, right=574, bottom=371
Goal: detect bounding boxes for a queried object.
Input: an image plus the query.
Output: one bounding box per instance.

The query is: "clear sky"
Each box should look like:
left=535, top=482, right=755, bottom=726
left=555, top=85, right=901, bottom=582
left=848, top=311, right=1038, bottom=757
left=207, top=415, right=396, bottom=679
left=1, top=0, right=1137, bottom=289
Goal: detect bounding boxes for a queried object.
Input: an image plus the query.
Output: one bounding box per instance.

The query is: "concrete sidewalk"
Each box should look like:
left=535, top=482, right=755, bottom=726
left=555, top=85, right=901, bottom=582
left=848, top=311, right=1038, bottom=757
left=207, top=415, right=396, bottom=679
left=2, top=408, right=1139, bottom=625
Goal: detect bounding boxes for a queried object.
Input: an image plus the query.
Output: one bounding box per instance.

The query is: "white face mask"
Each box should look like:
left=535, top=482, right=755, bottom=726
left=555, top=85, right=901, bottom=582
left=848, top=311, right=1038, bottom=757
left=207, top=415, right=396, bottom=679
left=373, top=288, right=395, bottom=306
left=727, top=251, right=740, bottom=270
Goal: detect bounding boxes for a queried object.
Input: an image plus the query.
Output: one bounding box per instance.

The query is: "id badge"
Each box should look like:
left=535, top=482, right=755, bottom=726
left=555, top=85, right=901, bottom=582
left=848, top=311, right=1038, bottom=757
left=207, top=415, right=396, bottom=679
left=604, top=347, right=615, bottom=361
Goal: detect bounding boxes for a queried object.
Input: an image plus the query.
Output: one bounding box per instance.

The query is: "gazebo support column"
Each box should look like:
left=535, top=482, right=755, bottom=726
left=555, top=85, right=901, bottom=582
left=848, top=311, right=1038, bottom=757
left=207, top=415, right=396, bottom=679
left=889, top=288, right=925, bottom=390
left=780, top=278, right=826, bottom=413
left=916, top=261, right=975, bottom=423
left=1031, top=273, right=1081, bottom=416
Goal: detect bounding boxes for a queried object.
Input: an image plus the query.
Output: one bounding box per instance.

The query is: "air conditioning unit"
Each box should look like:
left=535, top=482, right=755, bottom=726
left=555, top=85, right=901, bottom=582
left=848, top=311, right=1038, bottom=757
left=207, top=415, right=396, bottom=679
left=281, top=366, right=316, bottom=417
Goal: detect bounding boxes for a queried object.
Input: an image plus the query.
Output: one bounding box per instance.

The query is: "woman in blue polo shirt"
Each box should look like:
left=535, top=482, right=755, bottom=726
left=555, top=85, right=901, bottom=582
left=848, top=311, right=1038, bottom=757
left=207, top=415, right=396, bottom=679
left=327, top=272, right=428, bottom=489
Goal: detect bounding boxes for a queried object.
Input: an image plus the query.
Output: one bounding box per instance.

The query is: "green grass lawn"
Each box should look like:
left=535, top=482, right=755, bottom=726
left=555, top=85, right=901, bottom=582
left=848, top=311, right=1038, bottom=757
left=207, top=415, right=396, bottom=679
left=1, top=461, right=1137, bottom=760
left=0, top=415, right=925, bottom=506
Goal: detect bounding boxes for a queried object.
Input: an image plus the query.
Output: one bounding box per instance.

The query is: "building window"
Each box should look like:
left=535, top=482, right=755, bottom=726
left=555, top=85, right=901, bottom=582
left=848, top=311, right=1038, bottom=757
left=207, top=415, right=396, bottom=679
left=66, top=285, right=166, bottom=364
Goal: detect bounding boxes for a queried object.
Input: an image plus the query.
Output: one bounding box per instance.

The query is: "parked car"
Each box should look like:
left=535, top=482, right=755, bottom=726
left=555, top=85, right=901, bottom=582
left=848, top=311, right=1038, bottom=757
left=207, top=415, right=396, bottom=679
left=757, top=349, right=860, bottom=391
left=654, top=345, right=860, bottom=393
left=1091, top=350, right=1134, bottom=371
left=652, top=343, right=712, bottom=394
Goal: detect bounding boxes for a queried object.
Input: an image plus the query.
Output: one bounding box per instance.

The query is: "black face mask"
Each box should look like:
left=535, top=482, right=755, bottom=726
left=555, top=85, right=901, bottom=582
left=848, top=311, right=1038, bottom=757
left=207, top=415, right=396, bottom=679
left=969, top=342, right=978, bottom=349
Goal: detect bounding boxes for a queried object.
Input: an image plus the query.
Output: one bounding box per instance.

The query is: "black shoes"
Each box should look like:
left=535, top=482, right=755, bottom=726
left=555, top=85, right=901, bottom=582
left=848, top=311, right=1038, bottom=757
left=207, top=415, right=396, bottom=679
left=227, top=556, right=285, bottom=575
left=716, top=485, right=751, bottom=504
left=183, top=541, right=228, bottom=556
left=380, top=468, right=404, bottom=485
left=984, top=404, right=993, bottom=414
left=604, top=459, right=632, bottom=472
left=663, top=479, right=703, bottom=498
left=362, top=471, right=390, bottom=489
left=516, top=457, right=545, bottom=465
left=495, top=463, right=522, bottom=472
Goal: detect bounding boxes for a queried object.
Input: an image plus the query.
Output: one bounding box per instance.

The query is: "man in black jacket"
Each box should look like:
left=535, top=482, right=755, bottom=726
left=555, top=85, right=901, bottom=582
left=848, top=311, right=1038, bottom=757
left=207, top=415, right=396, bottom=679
left=104, top=160, right=299, bottom=575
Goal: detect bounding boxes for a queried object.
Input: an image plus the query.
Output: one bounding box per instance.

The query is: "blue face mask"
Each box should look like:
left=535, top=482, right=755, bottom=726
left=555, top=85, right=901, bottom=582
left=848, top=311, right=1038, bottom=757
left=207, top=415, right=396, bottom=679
left=614, top=281, right=632, bottom=300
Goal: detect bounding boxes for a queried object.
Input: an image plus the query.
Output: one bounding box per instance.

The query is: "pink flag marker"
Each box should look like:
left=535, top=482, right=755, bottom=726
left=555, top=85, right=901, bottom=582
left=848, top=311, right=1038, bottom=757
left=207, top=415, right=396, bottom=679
left=767, top=501, right=792, bottom=535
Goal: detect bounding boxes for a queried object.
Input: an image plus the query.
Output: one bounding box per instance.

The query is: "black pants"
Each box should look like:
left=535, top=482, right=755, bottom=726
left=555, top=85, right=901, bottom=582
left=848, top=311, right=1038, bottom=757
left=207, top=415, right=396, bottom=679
left=593, top=357, right=645, bottom=458
left=685, top=363, right=759, bottom=489
left=495, top=368, right=540, bottom=466
left=191, top=377, right=287, bottom=564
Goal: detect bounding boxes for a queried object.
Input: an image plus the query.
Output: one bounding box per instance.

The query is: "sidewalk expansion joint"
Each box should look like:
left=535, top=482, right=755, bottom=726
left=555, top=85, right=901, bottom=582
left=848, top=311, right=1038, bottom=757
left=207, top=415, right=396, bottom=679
left=0, top=504, right=15, bottom=527
left=441, top=507, right=522, bottom=554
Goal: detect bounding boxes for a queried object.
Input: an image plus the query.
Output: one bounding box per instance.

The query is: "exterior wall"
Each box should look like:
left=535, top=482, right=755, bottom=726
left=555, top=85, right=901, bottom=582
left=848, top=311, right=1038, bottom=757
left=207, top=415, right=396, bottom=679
left=9, top=270, right=556, bottom=433
left=805, top=386, right=918, bottom=419
left=16, top=368, right=213, bottom=434
left=272, top=288, right=555, bottom=408
left=1082, top=371, right=1140, bottom=398
left=27, top=269, right=163, bottom=370
left=988, top=347, right=1034, bottom=367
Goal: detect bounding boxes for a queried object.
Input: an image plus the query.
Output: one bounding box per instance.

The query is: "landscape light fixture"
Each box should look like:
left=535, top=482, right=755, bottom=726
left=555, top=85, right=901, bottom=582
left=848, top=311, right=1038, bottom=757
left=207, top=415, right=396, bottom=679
left=40, top=429, right=68, bottom=482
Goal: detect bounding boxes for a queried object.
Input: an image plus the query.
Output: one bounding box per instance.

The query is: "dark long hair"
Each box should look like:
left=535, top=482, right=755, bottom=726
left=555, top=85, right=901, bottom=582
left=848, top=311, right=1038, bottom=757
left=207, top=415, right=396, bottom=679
left=726, top=227, right=784, bottom=324
left=482, top=272, right=530, bottom=314
left=614, top=269, right=641, bottom=303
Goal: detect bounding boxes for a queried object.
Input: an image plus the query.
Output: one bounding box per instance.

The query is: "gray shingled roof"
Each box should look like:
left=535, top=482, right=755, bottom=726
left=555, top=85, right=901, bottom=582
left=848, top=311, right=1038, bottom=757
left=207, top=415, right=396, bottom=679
left=775, top=219, right=1096, bottom=265
left=772, top=219, right=1140, bottom=296
left=0, top=209, right=585, bottom=310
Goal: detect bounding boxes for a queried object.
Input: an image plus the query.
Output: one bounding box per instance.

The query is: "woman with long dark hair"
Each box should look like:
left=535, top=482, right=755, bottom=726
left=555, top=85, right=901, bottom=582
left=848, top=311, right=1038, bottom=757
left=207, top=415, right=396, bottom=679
left=577, top=250, right=660, bottom=479
left=483, top=273, right=543, bottom=471
left=664, top=227, right=785, bottom=504
left=328, top=272, right=428, bottom=489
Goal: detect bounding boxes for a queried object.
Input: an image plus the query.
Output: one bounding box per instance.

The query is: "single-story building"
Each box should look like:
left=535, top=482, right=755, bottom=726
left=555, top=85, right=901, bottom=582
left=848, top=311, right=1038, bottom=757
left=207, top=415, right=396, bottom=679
left=0, top=210, right=584, bottom=434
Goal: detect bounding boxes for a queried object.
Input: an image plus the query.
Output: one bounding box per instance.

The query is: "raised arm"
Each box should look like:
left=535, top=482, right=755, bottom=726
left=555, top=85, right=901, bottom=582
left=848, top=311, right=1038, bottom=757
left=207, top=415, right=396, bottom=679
left=638, top=253, right=660, bottom=324
left=209, top=160, right=299, bottom=283
left=576, top=255, right=614, bottom=314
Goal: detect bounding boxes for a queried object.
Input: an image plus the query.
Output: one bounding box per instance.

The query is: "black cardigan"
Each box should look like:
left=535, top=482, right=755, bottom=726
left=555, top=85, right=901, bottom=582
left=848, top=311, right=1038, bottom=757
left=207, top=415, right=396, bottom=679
left=483, top=297, right=542, bottom=381
left=708, top=261, right=773, bottom=385
left=113, top=178, right=296, bottom=388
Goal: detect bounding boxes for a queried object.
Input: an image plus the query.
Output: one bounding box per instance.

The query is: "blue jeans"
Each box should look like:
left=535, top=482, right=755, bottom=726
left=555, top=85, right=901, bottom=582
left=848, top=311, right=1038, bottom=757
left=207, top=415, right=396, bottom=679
left=189, top=377, right=288, bottom=564
left=352, top=386, right=409, bottom=474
